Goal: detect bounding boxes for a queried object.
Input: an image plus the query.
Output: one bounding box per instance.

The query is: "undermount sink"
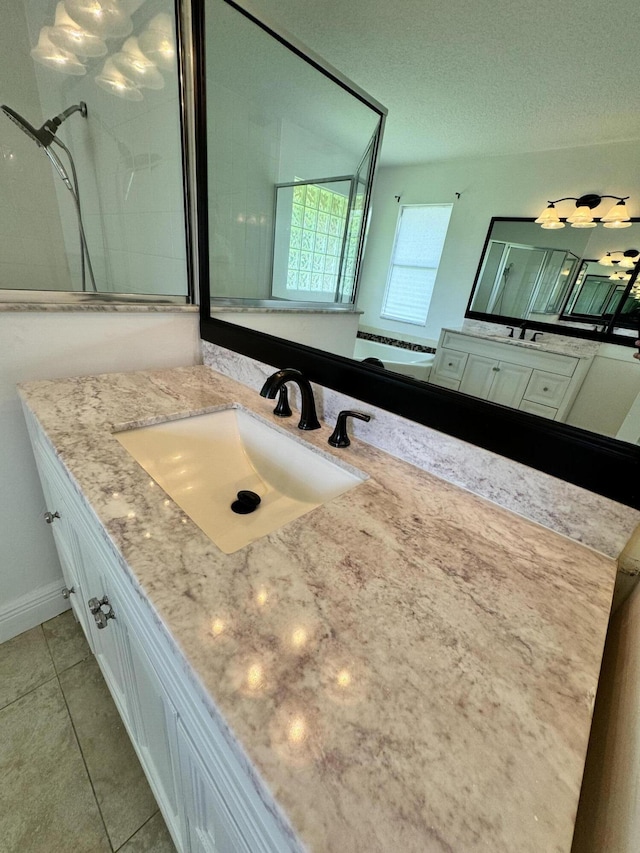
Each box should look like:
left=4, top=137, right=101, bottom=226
left=114, top=405, right=367, bottom=553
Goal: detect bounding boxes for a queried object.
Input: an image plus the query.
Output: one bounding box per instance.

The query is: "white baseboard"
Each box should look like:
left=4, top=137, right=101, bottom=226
left=0, top=578, right=71, bottom=644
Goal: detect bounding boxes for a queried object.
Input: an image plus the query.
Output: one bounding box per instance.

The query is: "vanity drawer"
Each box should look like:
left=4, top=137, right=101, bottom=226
left=524, top=370, right=571, bottom=408
left=433, top=348, right=468, bottom=382
left=519, top=399, right=558, bottom=420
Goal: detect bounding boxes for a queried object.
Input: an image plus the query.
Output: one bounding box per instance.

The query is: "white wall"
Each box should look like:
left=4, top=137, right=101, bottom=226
left=0, top=309, right=200, bottom=642
left=357, top=140, right=640, bottom=343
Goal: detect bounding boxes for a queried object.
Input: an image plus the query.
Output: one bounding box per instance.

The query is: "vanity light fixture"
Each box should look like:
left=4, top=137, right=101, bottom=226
left=95, top=58, right=143, bottom=100
left=111, top=37, right=165, bottom=89
left=138, top=13, right=176, bottom=70
left=63, top=0, right=133, bottom=39
left=48, top=2, right=107, bottom=57
left=535, top=194, right=632, bottom=230
left=31, top=27, right=87, bottom=74
left=598, top=249, right=640, bottom=269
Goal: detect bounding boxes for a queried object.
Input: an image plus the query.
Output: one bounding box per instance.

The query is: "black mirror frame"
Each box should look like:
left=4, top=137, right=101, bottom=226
left=465, top=217, right=640, bottom=343
left=190, top=5, right=640, bottom=510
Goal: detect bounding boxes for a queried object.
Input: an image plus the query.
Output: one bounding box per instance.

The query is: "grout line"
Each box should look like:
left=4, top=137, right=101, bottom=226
left=0, top=673, right=58, bottom=714
left=58, top=661, right=115, bottom=853
left=113, top=810, right=160, bottom=852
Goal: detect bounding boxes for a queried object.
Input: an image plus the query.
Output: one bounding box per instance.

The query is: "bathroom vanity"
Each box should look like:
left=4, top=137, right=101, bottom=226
left=430, top=329, right=595, bottom=420
left=19, top=366, right=617, bottom=852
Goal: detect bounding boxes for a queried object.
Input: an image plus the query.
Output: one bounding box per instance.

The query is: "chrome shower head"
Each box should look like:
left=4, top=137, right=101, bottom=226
left=1, top=101, right=87, bottom=148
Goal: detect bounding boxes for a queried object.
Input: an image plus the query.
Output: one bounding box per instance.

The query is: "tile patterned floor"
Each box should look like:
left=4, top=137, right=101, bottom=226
left=0, top=612, right=176, bottom=853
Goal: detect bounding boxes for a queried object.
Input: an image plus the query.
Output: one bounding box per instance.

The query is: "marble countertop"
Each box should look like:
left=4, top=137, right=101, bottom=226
left=454, top=324, right=600, bottom=358
left=0, top=302, right=198, bottom=313
left=19, top=366, right=617, bottom=853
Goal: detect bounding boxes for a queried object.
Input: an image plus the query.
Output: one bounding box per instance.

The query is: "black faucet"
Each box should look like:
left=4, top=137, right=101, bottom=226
left=518, top=323, right=527, bottom=340
left=259, top=368, right=321, bottom=430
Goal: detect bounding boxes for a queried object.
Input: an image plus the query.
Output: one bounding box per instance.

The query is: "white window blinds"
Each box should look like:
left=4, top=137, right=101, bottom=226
left=381, top=204, right=453, bottom=324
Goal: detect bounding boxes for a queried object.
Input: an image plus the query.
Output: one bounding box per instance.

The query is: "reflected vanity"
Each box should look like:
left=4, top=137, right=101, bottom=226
left=192, top=0, right=640, bottom=507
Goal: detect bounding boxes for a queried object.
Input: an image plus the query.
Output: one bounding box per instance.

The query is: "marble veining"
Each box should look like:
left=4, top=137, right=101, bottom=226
left=202, top=342, right=639, bottom=558
left=19, top=366, right=619, bottom=852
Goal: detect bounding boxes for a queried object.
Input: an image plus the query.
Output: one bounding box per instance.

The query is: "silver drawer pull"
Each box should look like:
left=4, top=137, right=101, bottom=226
left=88, top=595, right=108, bottom=614
left=61, top=586, right=75, bottom=599
left=94, top=608, right=115, bottom=629
left=44, top=511, right=60, bottom=524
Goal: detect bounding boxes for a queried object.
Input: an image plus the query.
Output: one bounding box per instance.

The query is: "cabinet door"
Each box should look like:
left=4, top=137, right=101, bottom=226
left=459, top=354, right=498, bottom=399
left=487, top=362, right=532, bottom=407
left=128, top=635, right=184, bottom=848
left=35, top=452, right=95, bottom=650
left=75, top=525, right=136, bottom=731
left=178, top=721, right=252, bottom=853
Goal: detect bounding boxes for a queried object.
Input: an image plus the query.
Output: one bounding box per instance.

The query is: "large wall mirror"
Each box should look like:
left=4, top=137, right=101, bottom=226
left=199, top=0, right=384, bottom=307
left=192, top=0, right=640, bottom=508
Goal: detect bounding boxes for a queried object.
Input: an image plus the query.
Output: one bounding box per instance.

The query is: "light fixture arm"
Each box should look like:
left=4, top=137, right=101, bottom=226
left=545, top=194, right=629, bottom=209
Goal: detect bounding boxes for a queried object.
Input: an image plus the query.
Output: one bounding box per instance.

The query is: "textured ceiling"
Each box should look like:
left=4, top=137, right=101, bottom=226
left=243, top=0, right=640, bottom=165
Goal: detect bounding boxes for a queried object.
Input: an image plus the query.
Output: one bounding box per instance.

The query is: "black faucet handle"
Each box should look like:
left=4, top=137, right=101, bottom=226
left=328, top=410, right=371, bottom=448
left=272, top=384, right=292, bottom=417
left=530, top=332, right=542, bottom=342
left=506, top=326, right=515, bottom=338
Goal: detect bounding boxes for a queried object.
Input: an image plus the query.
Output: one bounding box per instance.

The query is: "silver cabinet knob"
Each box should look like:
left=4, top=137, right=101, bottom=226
left=61, top=586, right=75, bottom=599
left=88, top=595, right=108, bottom=614
left=88, top=595, right=115, bottom=628
left=94, top=609, right=115, bottom=629
left=492, top=366, right=501, bottom=372
left=44, top=511, right=61, bottom=524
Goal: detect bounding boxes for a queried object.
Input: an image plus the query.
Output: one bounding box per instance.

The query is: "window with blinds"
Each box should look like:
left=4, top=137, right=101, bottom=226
left=381, top=204, right=453, bottom=324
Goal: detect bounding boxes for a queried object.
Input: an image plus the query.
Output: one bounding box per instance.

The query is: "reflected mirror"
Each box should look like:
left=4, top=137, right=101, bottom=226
left=203, top=0, right=384, bottom=306
left=468, top=218, right=640, bottom=332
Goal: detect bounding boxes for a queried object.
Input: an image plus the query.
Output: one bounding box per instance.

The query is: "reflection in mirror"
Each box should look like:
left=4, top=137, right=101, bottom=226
left=561, top=260, right=628, bottom=322
left=1, top=0, right=188, bottom=301
left=467, top=218, right=640, bottom=332
left=203, top=0, right=384, bottom=306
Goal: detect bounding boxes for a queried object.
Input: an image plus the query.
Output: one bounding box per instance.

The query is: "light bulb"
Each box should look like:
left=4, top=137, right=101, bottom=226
left=48, top=2, right=107, bottom=57
left=31, top=27, right=87, bottom=75
left=95, top=58, right=143, bottom=100
left=567, top=205, right=597, bottom=228
left=112, top=37, right=164, bottom=89
left=139, top=13, right=175, bottom=70
left=64, top=0, right=133, bottom=39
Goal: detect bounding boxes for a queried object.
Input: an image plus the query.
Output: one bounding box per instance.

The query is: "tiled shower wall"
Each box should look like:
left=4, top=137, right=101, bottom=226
left=5, top=0, right=188, bottom=296
left=0, top=0, right=70, bottom=290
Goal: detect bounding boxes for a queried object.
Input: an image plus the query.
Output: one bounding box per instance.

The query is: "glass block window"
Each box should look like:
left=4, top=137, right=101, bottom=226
left=381, top=204, right=453, bottom=325
left=287, top=182, right=349, bottom=293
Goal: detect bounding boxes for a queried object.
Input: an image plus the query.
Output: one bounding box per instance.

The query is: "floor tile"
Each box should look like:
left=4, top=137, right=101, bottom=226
left=42, top=609, right=91, bottom=673
left=60, top=656, right=158, bottom=851
left=0, top=626, right=55, bottom=710
left=117, top=811, right=177, bottom=852
left=0, top=677, right=111, bottom=853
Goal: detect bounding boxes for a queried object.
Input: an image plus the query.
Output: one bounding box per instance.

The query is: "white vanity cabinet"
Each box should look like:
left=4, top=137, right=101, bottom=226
left=430, top=330, right=592, bottom=420
left=23, top=406, right=296, bottom=853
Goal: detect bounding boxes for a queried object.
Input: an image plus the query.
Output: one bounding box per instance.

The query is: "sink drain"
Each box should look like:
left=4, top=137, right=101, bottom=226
left=231, top=490, right=261, bottom=514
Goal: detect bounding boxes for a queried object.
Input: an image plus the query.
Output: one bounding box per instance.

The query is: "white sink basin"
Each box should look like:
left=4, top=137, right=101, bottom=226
left=114, top=406, right=367, bottom=553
